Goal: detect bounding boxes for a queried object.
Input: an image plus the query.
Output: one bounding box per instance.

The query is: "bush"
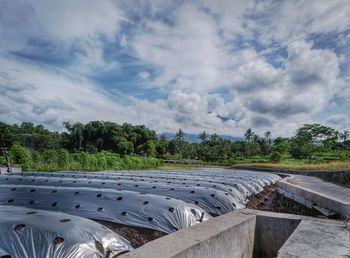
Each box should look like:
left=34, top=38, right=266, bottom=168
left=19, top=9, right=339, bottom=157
left=7, top=143, right=162, bottom=172
left=0, top=155, right=5, bottom=166
left=270, top=151, right=282, bottom=163
left=9, top=143, right=33, bottom=171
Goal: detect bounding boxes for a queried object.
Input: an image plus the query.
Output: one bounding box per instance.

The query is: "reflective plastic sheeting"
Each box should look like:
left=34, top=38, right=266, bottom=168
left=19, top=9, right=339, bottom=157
left=12, top=168, right=280, bottom=196
left=0, top=205, right=132, bottom=258
left=0, top=185, right=211, bottom=233
left=0, top=176, right=243, bottom=215
left=0, top=174, right=247, bottom=205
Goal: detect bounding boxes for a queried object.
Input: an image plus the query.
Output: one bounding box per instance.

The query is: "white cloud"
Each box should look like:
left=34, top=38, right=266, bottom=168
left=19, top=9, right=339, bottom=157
left=307, top=0, right=350, bottom=34
left=326, top=114, right=350, bottom=126
left=222, top=39, right=344, bottom=135
left=0, top=0, right=349, bottom=136
left=132, top=3, right=229, bottom=91
left=0, top=0, right=124, bottom=73
left=131, top=90, right=239, bottom=135
left=251, top=0, right=350, bottom=46
left=31, top=0, right=123, bottom=40
left=0, top=56, right=130, bottom=129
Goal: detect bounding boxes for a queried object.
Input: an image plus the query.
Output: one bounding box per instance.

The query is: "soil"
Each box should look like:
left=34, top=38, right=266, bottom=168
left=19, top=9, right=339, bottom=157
left=93, top=219, right=166, bottom=248
left=247, top=184, right=277, bottom=209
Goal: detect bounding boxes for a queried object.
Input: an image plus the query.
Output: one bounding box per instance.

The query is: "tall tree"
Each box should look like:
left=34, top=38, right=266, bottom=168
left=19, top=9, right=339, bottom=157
left=175, top=129, right=185, bottom=141
left=198, top=131, right=208, bottom=143
left=210, top=133, right=220, bottom=144
left=340, top=130, right=350, bottom=142
left=244, top=128, right=254, bottom=142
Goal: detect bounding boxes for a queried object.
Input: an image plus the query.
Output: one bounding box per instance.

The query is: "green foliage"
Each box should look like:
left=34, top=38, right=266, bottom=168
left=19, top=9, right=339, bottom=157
left=0, top=156, right=5, bottom=165
left=273, top=137, right=291, bottom=154
left=29, top=149, right=161, bottom=171
left=9, top=143, right=33, bottom=171
left=244, top=142, right=261, bottom=157
left=244, top=128, right=254, bottom=142
left=1, top=121, right=349, bottom=171
left=289, top=124, right=338, bottom=159
left=270, top=151, right=282, bottom=163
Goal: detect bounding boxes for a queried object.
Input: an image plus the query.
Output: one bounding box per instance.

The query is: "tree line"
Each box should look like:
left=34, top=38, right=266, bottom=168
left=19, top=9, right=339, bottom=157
left=0, top=121, right=349, bottom=171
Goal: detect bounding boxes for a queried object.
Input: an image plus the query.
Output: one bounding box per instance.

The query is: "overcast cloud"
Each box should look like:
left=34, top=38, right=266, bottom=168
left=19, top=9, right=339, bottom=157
left=0, top=0, right=349, bottom=136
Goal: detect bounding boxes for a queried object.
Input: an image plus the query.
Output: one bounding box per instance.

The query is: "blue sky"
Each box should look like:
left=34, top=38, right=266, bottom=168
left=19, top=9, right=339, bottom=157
left=0, top=0, right=350, bottom=136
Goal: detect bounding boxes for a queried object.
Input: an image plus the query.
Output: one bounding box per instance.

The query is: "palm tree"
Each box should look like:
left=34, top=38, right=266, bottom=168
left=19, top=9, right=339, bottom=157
left=252, top=134, right=259, bottom=142
left=264, top=131, right=271, bottom=140
left=210, top=133, right=220, bottom=144
left=244, top=128, right=254, bottom=142
left=264, top=131, right=272, bottom=144
left=175, top=129, right=185, bottom=141
left=198, top=131, right=208, bottom=143
left=159, top=135, right=167, bottom=142
left=340, top=130, right=350, bottom=142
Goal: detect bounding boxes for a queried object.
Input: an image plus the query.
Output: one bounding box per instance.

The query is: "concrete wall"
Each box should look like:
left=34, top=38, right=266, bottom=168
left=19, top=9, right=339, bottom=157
left=120, top=212, right=256, bottom=258
left=253, top=215, right=300, bottom=258
left=120, top=210, right=350, bottom=258
left=233, top=166, right=350, bottom=187
left=277, top=177, right=350, bottom=218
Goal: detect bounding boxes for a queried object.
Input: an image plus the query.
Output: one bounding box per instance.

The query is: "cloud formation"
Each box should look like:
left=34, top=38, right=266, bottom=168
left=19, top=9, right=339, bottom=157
left=0, top=0, right=349, bottom=136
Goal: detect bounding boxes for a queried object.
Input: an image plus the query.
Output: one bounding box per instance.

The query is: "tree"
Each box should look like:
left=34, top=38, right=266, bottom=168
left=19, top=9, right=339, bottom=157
left=291, top=124, right=338, bottom=158
left=174, top=129, right=186, bottom=156
left=9, top=143, right=33, bottom=171
left=137, top=140, right=156, bottom=157
left=64, top=122, right=84, bottom=151
left=264, top=131, right=272, bottom=145
left=273, top=137, right=291, bottom=154
left=270, top=151, right=282, bottom=163
left=244, top=142, right=261, bottom=157
left=0, top=122, right=17, bottom=148
left=244, top=128, right=254, bottom=142
left=210, top=133, right=220, bottom=144
left=252, top=134, right=260, bottom=142
left=175, top=129, right=185, bottom=141
left=156, top=135, right=168, bottom=157
left=298, top=124, right=338, bottom=146
left=198, top=131, right=208, bottom=143
left=340, top=130, right=350, bottom=142
left=117, top=140, right=134, bottom=156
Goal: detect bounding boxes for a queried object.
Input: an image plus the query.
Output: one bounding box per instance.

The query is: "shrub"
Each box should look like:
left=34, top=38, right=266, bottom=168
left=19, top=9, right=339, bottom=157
left=270, top=151, right=282, bottom=163
left=9, top=143, right=33, bottom=171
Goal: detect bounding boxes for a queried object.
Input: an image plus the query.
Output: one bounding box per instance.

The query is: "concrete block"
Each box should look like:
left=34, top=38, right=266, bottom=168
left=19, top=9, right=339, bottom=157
left=120, top=212, right=256, bottom=258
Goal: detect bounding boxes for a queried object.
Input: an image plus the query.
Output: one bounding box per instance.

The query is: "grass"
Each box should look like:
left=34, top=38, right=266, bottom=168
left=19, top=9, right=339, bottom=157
left=158, top=163, right=230, bottom=170
left=159, top=157, right=350, bottom=171
left=233, top=161, right=350, bottom=171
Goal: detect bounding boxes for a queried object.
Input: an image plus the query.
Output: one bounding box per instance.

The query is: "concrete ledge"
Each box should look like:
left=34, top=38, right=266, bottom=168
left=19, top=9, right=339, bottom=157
left=232, top=166, right=350, bottom=187
left=277, top=219, right=350, bottom=258
left=120, top=210, right=350, bottom=258
left=277, top=176, right=350, bottom=219
left=120, top=211, right=256, bottom=258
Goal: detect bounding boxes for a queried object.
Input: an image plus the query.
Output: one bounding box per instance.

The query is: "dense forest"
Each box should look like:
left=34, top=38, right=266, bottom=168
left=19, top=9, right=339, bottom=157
left=0, top=121, right=349, bottom=171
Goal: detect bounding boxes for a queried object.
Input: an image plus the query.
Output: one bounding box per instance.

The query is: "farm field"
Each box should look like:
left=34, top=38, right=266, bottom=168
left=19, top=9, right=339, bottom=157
left=0, top=168, right=279, bottom=256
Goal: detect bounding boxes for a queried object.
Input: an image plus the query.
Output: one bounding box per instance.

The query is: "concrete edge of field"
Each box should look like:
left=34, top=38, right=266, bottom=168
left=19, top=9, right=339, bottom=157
left=119, top=209, right=350, bottom=258
left=120, top=211, right=256, bottom=258
left=277, top=175, right=350, bottom=218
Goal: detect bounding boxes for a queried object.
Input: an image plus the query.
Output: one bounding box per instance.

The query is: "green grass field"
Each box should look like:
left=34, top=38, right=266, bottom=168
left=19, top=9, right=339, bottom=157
left=232, top=161, right=350, bottom=171
left=159, top=159, right=350, bottom=171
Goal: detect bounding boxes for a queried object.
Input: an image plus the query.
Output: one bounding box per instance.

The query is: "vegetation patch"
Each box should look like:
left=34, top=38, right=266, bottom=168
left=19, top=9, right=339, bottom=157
left=234, top=161, right=350, bottom=171
left=0, top=121, right=349, bottom=172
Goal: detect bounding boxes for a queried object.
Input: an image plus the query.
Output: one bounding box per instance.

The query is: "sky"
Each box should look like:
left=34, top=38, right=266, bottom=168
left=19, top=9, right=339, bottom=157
left=0, top=0, right=350, bottom=137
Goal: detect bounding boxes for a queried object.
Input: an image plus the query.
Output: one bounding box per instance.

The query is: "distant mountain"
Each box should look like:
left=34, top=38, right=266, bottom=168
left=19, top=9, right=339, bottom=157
left=159, top=132, right=244, bottom=143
